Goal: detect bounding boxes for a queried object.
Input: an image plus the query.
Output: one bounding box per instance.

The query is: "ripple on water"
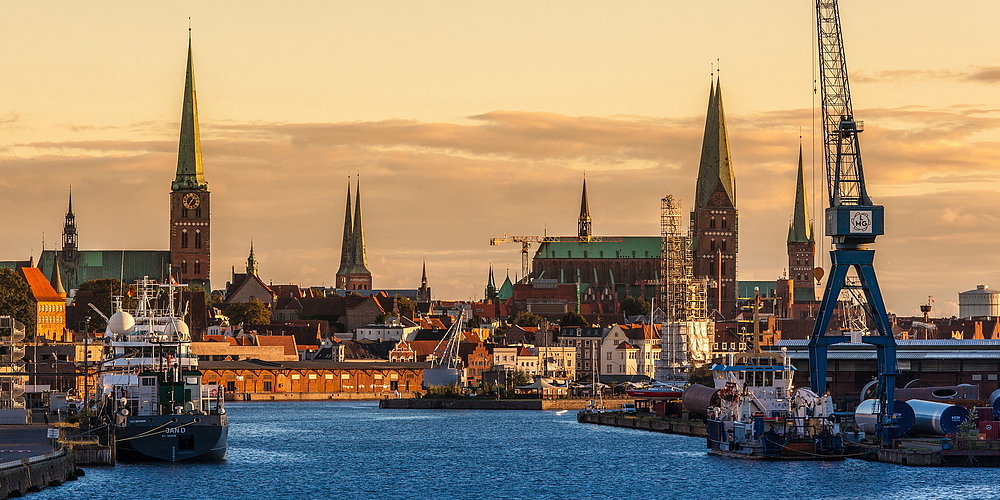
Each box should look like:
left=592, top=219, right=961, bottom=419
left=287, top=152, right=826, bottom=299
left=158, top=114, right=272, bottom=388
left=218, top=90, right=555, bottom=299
left=27, top=401, right=1000, bottom=500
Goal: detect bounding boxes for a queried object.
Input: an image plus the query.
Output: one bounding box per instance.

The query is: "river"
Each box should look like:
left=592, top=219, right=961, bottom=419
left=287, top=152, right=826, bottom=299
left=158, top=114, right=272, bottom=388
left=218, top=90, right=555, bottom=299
left=32, top=401, right=1000, bottom=500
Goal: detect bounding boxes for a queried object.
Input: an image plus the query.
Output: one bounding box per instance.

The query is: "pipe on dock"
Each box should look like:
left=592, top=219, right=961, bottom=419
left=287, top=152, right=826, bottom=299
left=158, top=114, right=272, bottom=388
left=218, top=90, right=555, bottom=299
left=681, top=384, right=719, bottom=415
left=908, top=399, right=969, bottom=435
left=854, top=399, right=915, bottom=439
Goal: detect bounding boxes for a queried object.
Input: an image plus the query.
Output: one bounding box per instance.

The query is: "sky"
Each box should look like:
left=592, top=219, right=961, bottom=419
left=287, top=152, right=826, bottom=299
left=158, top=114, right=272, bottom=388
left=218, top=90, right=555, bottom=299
left=2, top=1, right=1000, bottom=317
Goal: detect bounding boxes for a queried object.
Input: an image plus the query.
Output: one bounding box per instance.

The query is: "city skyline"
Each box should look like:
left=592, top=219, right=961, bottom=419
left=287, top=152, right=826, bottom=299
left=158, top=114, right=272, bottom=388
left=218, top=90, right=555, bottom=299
left=2, top=2, right=1000, bottom=315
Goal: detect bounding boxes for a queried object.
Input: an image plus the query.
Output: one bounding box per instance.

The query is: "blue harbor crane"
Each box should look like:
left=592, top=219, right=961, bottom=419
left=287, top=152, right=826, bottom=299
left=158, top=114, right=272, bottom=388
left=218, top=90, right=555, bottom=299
left=808, top=0, right=899, bottom=443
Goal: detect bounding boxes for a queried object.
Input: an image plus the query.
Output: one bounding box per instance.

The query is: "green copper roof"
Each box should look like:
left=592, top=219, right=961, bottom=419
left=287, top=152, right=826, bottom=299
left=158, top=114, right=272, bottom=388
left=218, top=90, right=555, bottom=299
left=787, top=145, right=814, bottom=243
left=337, top=180, right=354, bottom=275
left=534, top=237, right=660, bottom=259
left=347, top=178, right=370, bottom=275
left=498, top=273, right=514, bottom=300
left=172, top=34, right=209, bottom=192
left=38, top=250, right=171, bottom=291
left=694, top=80, right=735, bottom=209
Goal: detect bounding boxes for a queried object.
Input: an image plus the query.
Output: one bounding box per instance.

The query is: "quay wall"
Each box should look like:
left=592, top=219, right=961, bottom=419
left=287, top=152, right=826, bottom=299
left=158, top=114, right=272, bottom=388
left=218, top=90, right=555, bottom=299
left=0, top=450, right=82, bottom=498
left=379, top=398, right=633, bottom=410
left=577, top=412, right=708, bottom=438
left=228, top=391, right=423, bottom=402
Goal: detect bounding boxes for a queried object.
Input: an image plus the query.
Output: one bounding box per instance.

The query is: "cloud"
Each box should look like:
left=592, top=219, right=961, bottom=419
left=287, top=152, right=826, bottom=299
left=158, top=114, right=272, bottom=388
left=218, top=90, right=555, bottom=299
left=2, top=105, right=1000, bottom=316
left=853, top=66, right=1000, bottom=84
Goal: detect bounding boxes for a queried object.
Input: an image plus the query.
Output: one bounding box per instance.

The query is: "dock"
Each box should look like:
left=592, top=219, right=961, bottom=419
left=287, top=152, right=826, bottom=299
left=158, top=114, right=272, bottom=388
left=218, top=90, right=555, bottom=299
left=0, top=425, right=85, bottom=497
left=379, top=397, right=633, bottom=410
left=576, top=412, right=708, bottom=438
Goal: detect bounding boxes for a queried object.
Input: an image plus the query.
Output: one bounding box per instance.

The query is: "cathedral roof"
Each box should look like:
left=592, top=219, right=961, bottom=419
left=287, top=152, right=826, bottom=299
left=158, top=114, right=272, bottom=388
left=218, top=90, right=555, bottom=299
left=37, top=250, right=171, bottom=291
left=534, top=237, right=660, bottom=260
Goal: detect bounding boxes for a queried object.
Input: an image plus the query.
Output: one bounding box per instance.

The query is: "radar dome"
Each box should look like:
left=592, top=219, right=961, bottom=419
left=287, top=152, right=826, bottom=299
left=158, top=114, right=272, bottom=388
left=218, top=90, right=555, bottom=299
left=106, top=311, right=136, bottom=337
left=163, top=317, right=191, bottom=340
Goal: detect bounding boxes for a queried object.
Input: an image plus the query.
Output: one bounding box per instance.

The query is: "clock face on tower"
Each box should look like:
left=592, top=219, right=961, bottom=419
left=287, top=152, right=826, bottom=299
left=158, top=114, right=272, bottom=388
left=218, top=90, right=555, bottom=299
left=182, top=193, right=201, bottom=210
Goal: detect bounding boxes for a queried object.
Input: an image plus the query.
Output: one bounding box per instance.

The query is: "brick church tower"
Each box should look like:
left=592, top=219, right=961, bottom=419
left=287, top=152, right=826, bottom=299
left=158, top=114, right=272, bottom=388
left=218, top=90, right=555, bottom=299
left=787, top=145, right=816, bottom=301
left=690, top=79, right=738, bottom=318
left=170, top=31, right=211, bottom=290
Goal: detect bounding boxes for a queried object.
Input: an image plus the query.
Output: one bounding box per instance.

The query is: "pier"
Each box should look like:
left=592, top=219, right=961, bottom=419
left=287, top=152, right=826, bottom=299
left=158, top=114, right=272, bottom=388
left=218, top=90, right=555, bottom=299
left=379, top=397, right=633, bottom=410
left=576, top=412, right=707, bottom=437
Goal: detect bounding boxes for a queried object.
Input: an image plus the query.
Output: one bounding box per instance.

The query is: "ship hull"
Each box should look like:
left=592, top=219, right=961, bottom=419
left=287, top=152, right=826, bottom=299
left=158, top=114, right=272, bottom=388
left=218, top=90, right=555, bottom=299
left=115, top=414, right=227, bottom=462
left=706, top=419, right=844, bottom=461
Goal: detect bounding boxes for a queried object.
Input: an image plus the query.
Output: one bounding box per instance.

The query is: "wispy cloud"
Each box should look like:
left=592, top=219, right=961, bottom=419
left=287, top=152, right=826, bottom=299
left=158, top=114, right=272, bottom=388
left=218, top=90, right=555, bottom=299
left=854, top=66, right=1000, bottom=84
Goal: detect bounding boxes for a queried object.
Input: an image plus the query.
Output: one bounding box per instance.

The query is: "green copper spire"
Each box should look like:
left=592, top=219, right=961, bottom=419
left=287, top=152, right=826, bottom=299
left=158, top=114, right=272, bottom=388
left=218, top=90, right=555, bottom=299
left=694, top=79, right=735, bottom=209
left=578, top=177, right=592, bottom=239
left=350, top=177, right=370, bottom=274
left=787, top=144, right=814, bottom=243
left=337, top=179, right=354, bottom=275
left=172, top=31, right=208, bottom=192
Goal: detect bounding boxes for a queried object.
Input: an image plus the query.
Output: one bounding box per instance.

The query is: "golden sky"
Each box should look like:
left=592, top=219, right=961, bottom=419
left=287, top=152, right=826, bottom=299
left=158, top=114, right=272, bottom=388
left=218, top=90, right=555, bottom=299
left=2, top=1, right=1000, bottom=316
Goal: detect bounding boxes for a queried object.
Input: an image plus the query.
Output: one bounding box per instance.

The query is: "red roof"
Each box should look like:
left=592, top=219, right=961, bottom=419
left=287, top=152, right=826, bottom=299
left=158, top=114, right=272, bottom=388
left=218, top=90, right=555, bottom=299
left=255, top=335, right=298, bottom=356
left=517, top=346, right=533, bottom=356
left=19, top=267, right=63, bottom=302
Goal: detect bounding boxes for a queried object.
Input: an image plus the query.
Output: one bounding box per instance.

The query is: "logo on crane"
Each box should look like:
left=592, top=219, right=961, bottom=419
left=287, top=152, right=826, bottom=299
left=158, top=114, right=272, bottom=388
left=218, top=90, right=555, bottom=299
left=849, top=210, right=872, bottom=233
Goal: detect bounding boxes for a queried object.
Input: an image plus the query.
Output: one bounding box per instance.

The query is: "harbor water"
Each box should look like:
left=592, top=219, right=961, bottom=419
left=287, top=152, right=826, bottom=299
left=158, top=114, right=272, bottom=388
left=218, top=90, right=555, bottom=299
left=31, top=401, right=1000, bottom=500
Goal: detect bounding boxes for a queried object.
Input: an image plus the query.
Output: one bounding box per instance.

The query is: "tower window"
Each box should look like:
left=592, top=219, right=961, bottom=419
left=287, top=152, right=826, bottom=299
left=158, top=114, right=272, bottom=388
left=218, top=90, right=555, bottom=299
left=196, top=207, right=202, bottom=218
left=195, top=230, right=202, bottom=249
left=181, top=260, right=188, bottom=274
left=181, top=229, right=189, bottom=248
left=710, top=217, right=716, bottom=229
left=710, top=239, right=716, bottom=252
left=721, top=239, right=727, bottom=252
left=722, top=217, right=728, bottom=229
left=194, top=260, right=201, bottom=275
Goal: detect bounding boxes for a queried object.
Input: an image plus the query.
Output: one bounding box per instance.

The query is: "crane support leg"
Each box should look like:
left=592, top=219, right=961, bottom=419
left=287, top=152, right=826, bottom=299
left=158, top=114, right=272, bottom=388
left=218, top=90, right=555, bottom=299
left=809, top=248, right=898, bottom=442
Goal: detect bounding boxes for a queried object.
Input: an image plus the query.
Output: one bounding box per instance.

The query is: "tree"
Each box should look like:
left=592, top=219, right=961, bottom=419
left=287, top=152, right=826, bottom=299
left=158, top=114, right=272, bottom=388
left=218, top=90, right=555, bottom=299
left=509, top=370, right=531, bottom=387
left=78, top=279, right=137, bottom=332
left=514, top=311, right=542, bottom=327
left=395, top=295, right=416, bottom=317
left=621, top=296, right=651, bottom=317
left=223, top=298, right=272, bottom=326
left=0, top=268, right=34, bottom=336
left=561, top=311, right=587, bottom=327
left=687, top=363, right=713, bottom=386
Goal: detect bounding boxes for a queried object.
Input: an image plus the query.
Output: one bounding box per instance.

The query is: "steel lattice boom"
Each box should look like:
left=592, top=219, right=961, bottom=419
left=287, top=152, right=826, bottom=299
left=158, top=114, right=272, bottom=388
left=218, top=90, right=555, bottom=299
left=809, top=0, right=899, bottom=445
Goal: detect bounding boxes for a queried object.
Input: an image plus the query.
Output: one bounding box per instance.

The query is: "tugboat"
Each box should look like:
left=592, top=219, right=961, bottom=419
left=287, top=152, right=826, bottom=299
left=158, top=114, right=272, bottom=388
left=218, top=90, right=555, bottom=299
left=702, top=294, right=844, bottom=460
left=96, top=276, right=227, bottom=462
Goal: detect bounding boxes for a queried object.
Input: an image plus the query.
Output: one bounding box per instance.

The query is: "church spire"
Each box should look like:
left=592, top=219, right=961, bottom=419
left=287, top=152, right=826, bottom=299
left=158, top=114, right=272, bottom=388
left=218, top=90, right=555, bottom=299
left=62, top=188, right=77, bottom=257
left=247, top=241, right=259, bottom=276
left=172, top=30, right=208, bottom=192
left=337, top=178, right=354, bottom=277
left=694, top=79, right=735, bottom=209
left=50, top=257, right=66, bottom=297
left=787, top=144, right=814, bottom=243
left=351, top=176, right=370, bottom=274
left=578, top=177, right=592, bottom=239
left=485, top=264, right=498, bottom=302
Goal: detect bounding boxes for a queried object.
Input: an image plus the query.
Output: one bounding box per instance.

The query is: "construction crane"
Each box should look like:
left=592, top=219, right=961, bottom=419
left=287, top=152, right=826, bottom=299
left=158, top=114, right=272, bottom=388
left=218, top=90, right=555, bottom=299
left=809, top=0, right=899, bottom=443
left=489, top=235, right=623, bottom=283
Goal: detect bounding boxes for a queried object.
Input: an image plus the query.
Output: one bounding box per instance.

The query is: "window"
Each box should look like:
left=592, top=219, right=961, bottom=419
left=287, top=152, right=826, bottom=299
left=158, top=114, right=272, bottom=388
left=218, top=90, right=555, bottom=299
left=263, top=381, right=273, bottom=392
left=181, top=229, right=189, bottom=248
left=722, top=217, right=728, bottom=229
left=710, top=217, right=716, bottom=229
left=606, top=352, right=612, bottom=360
left=141, top=377, right=156, bottom=386
left=226, top=381, right=237, bottom=392
left=194, top=260, right=201, bottom=275
left=195, top=230, right=202, bottom=248
left=710, top=239, right=716, bottom=252
left=195, top=207, right=202, bottom=218
left=181, top=260, right=188, bottom=274
left=721, top=239, right=727, bottom=252
left=585, top=340, right=590, bottom=347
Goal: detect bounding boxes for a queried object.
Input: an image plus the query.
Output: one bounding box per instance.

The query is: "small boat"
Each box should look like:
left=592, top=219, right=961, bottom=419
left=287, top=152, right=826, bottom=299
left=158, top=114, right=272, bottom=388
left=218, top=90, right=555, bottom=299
left=625, top=384, right=684, bottom=400
left=96, top=277, right=228, bottom=462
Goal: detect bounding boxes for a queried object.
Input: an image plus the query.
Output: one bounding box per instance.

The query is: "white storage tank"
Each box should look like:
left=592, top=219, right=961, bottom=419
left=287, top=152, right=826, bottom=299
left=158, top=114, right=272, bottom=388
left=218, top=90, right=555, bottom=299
left=959, top=285, right=1000, bottom=318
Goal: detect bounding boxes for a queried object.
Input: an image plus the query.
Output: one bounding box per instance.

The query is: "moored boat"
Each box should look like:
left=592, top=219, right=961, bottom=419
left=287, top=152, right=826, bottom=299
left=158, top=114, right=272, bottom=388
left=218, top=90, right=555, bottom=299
left=97, top=277, right=227, bottom=462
